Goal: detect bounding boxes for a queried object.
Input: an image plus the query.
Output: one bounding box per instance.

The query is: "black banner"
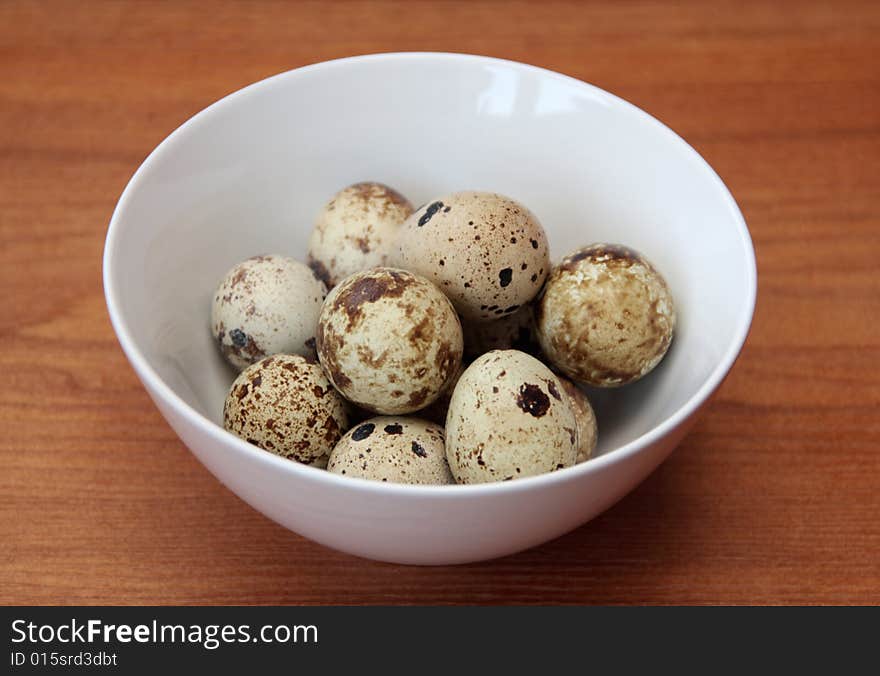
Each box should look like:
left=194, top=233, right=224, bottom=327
left=1, top=606, right=874, bottom=672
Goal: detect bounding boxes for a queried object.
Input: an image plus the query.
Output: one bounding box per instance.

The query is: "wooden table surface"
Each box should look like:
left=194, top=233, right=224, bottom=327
left=2, top=0, right=878, bottom=605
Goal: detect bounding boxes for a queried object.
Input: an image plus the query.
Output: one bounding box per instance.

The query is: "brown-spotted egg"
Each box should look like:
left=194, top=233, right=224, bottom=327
left=211, top=254, right=326, bottom=371
left=445, top=349, right=578, bottom=484
left=327, top=417, right=454, bottom=485
left=223, top=354, right=349, bottom=465
left=461, top=303, right=541, bottom=360
left=316, top=268, right=463, bottom=415
left=557, top=376, right=598, bottom=463
left=536, top=244, right=676, bottom=387
left=391, top=192, right=550, bottom=322
left=307, top=182, right=413, bottom=289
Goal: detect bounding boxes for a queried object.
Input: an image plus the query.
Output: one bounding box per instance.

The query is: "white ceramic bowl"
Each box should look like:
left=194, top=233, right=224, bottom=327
left=103, top=53, right=756, bottom=565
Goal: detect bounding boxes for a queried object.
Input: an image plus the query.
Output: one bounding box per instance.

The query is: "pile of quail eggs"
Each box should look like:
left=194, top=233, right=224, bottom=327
left=212, top=182, right=676, bottom=485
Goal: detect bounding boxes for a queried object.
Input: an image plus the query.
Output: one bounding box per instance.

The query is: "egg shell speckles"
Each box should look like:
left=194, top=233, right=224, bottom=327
left=307, top=182, right=413, bottom=288
left=536, top=244, right=676, bottom=387
left=327, top=417, right=454, bottom=485
left=223, top=354, right=349, bottom=464
left=461, top=304, right=541, bottom=360
left=391, top=191, right=550, bottom=322
left=558, top=376, right=598, bottom=463
left=445, top=350, right=578, bottom=484
left=316, top=268, right=464, bottom=415
left=211, top=254, right=327, bottom=371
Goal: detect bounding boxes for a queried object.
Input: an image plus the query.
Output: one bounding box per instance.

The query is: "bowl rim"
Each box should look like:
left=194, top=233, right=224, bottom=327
left=103, top=51, right=757, bottom=497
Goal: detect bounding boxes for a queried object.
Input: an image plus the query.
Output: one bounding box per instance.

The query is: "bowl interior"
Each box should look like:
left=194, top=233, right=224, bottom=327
left=106, top=53, right=754, bottom=461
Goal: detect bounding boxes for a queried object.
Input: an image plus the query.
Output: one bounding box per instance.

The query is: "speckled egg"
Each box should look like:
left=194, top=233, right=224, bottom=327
left=307, top=182, right=413, bottom=288
left=211, top=254, right=327, bottom=371
left=223, top=354, right=348, bottom=464
left=419, top=360, right=466, bottom=426
left=445, top=350, right=578, bottom=484
left=327, top=417, right=454, bottom=485
left=558, top=376, right=598, bottom=463
left=316, top=268, right=463, bottom=414
left=391, top=192, right=550, bottom=322
left=536, top=244, right=676, bottom=387
left=462, top=303, right=541, bottom=360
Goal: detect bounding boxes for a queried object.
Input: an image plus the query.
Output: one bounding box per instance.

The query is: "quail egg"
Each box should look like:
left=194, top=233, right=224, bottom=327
left=445, top=349, right=578, bottom=484
left=392, top=192, right=550, bottom=322
left=223, top=354, right=349, bottom=464
left=327, top=417, right=454, bottom=485
left=307, top=182, right=413, bottom=288
left=419, top=360, right=466, bottom=426
left=211, top=254, right=326, bottom=371
left=462, top=303, right=541, bottom=360
left=536, top=244, right=676, bottom=387
left=557, top=376, right=598, bottom=463
left=316, top=267, right=463, bottom=414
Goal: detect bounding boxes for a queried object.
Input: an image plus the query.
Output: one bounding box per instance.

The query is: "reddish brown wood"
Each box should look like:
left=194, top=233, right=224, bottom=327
left=2, top=0, right=878, bottom=605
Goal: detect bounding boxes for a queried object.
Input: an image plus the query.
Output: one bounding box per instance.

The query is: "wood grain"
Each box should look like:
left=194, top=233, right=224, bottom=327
left=2, top=0, right=878, bottom=605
